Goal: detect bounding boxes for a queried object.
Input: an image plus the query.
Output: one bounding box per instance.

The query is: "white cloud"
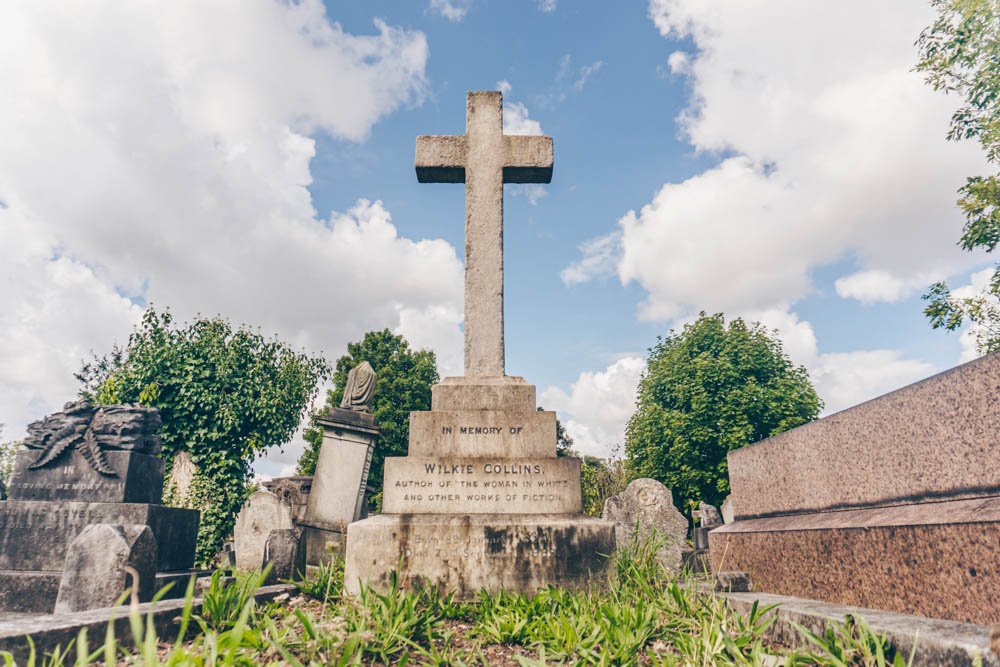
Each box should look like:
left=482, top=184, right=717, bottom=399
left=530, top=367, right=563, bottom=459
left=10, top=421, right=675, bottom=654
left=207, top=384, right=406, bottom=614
left=496, top=79, right=512, bottom=95
left=502, top=101, right=543, bottom=135
left=0, top=3, right=465, bottom=455
left=541, top=357, right=646, bottom=458
left=667, top=50, right=690, bottom=74
left=539, top=0, right=557, bottom=13
left=429, top=0, right=472, bottom=21
left=744, top=307, right=934, bottom=415
left=835, top=270, right=909, bottom=303
left=810, top=350, right=934, bottom=415
left=561, top=232, right=622, bottom=285
left=573, top=61, right=604, bottom=91
left=569, top=0, right=988, bottom=321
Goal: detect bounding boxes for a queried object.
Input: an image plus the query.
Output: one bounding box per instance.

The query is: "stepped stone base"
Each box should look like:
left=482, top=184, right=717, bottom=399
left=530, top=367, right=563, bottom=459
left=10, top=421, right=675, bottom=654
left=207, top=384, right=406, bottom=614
left=0, top=569, right=210, bottom=614
left=344, top=513, right=615, bottom=599
left=708, top=496, right=1000, bottom=626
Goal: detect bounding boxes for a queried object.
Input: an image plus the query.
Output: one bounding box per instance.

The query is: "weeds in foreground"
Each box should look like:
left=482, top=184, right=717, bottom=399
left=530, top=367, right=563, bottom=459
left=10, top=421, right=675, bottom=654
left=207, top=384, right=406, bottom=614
left=0, top=532, right=931, bottom=666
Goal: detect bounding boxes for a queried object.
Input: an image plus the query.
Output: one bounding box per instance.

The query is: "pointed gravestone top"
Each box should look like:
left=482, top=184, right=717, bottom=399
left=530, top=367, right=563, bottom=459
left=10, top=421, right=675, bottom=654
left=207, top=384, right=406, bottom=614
left=416, top=91, right=553, bottom=377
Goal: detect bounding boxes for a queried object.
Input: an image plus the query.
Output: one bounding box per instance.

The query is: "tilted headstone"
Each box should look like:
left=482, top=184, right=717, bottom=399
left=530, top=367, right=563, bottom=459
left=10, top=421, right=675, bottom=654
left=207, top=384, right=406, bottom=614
left=234, top=489, right=293, bottom=570
left=602, top=478, right=687, bottom=575
left=0, top=401, right=199, bottom=613
left=54, top=523, right=157, bottom=613
left=300, top=371, right=380, bottom=565
left=343, top=92, right=615, bottom=598
left=720, top=495, right=734, bottom=524
left=165, top=450, right=197, bottom=506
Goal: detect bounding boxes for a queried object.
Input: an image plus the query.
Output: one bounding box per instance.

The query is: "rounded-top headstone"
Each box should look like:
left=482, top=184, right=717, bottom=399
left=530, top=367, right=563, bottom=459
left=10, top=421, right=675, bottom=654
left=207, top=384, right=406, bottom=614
left=234, top=490, right=294, bottom=570
left=55, top=523, right=157, bottom=613
left=601, top=478, right=688, bottom=575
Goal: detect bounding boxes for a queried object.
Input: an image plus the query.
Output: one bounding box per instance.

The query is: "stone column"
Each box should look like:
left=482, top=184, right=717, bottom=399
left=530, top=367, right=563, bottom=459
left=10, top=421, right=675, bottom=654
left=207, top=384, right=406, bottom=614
left=299, top=408, right=379, bottom=565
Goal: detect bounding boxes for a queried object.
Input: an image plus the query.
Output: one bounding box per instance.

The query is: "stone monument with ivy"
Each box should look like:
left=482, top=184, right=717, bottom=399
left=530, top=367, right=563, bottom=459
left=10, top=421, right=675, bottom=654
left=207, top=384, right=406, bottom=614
left=343, top=91, right=615, bottom=597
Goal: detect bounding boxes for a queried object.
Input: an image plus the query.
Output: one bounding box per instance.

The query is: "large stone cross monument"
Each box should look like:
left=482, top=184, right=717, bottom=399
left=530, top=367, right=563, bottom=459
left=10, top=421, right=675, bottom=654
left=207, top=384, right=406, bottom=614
left=415, top=91, right=553, bottom=377
left=344, top=91, right=615, bottom=597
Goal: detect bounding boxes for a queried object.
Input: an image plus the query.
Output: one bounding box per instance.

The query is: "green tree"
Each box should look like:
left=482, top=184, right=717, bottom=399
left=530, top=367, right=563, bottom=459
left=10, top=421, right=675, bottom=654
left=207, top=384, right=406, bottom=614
left=917, top=0, right=1000, bottom=353
left=625, top=313, right=821, bottom=512
left=296, top=329, right=438, bottom=505
left=77, top=307, right=329, bottom=563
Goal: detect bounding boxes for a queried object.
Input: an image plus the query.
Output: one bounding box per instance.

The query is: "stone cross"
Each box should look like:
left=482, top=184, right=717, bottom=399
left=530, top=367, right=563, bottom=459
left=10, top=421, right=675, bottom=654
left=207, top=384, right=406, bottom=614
left=415, top=91, right=553, bottom=377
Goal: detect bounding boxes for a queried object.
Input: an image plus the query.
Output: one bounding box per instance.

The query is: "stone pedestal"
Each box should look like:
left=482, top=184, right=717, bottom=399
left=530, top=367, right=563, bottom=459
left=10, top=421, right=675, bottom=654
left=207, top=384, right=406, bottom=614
left=710, top=352, right=1000, bottom=625
left=344, top=376, right=616, bottom=598
left=300, top=408, right=379, bottom=564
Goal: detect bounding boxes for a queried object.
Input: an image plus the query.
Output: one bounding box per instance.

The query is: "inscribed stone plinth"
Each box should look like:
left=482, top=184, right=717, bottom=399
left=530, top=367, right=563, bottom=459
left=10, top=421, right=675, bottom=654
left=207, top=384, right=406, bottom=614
left=343, top=91, right=614, bottom=598
left=712, top=351, right=1000, bottom=625
left=8, top=450, right=164, bottom=504
left=601, top=479, right=687, bottom=574
left=234, top=490, right=293, bottom=571
left=54, top=523, right=156, bottom=612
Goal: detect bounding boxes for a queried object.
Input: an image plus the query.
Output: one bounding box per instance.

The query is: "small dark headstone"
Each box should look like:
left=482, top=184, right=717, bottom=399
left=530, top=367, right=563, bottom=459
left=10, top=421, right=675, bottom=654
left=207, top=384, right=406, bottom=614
left=714, top=570, right=751, bottom=593
left=262, top=528, right=305, bottom=585
left=54, top=523, right=157, bottom=612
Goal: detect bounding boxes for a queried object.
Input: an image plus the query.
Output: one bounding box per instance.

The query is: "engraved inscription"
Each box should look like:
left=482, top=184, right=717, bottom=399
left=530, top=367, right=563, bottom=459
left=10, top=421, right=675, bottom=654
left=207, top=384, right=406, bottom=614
left=382, top=457, right=582, bottom=514
left=402, top=532, right=558, bottom=560
left=439, top=425, right=525, bottom=435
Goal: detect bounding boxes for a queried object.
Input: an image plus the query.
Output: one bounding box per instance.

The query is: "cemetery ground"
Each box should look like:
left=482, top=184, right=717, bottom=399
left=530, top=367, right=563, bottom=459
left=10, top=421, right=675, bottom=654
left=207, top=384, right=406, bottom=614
left=4, top=535, right=920, bottom=667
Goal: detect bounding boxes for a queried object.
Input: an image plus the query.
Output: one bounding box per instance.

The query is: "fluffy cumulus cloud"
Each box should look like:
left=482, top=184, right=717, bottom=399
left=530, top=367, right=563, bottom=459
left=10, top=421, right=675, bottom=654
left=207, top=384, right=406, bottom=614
left=540, top=357, right=646, bottom=458
left=0, top=2, right=464, bottom=471
left=570, top=0, right=989, bottom=314
left=558, top=0, right=983, bottom=425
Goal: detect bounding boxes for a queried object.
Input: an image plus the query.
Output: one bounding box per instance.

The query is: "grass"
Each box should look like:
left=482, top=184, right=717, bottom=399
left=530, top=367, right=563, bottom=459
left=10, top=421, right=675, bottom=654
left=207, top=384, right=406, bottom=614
left=0, top=534, right=923, bottom=666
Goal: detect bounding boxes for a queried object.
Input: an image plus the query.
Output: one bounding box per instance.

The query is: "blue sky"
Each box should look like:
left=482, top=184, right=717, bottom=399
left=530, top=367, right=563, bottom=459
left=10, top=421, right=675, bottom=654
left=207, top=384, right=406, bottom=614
left=0, top=1, right=992, bottom=476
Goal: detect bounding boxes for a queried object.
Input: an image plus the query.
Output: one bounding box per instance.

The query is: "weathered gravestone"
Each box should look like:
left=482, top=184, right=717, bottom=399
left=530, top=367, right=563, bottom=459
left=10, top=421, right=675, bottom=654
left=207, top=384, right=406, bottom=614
left=54, top=523, right=156, bottom=613
left=0, top=401, right=199, bottom=613
left=720, top=495, right=734, bottom=525
left=262, top=528, right=306, bottom=585
left=234, top=490, right=293, bottom=571
left=263, top=476, right=312, bottom=522
left=299, top=364, right=380, bottom=565
left=711, top=352, right=1000, bottom=625
left=601, top=478, right=687, bottom=574
left=344, top=92, right=615, bottom=598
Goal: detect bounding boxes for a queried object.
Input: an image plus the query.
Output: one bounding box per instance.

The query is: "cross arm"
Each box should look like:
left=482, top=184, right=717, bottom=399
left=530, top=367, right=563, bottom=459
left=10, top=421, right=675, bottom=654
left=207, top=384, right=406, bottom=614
left=503, top=135, right=553, bottom=183
left=415, top=135, right=468, bottom=183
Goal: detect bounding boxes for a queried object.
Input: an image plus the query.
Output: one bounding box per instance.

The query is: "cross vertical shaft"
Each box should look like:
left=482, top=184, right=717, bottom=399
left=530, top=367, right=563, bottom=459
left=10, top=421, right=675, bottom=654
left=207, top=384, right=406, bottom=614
left=415, top=91, right=553, bottom=377
left=464, top=92, right=505, bottom=376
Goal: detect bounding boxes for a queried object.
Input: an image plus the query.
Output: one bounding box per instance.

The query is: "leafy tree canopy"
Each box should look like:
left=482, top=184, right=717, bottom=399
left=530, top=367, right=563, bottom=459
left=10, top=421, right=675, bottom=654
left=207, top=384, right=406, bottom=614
left=917, top=0, right=1000, bottom=353
left=625, top=313, right=822, bottom=512
left=296, top=329, right=438, bottom=504
left=77, top=307, right=329, bottom=563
